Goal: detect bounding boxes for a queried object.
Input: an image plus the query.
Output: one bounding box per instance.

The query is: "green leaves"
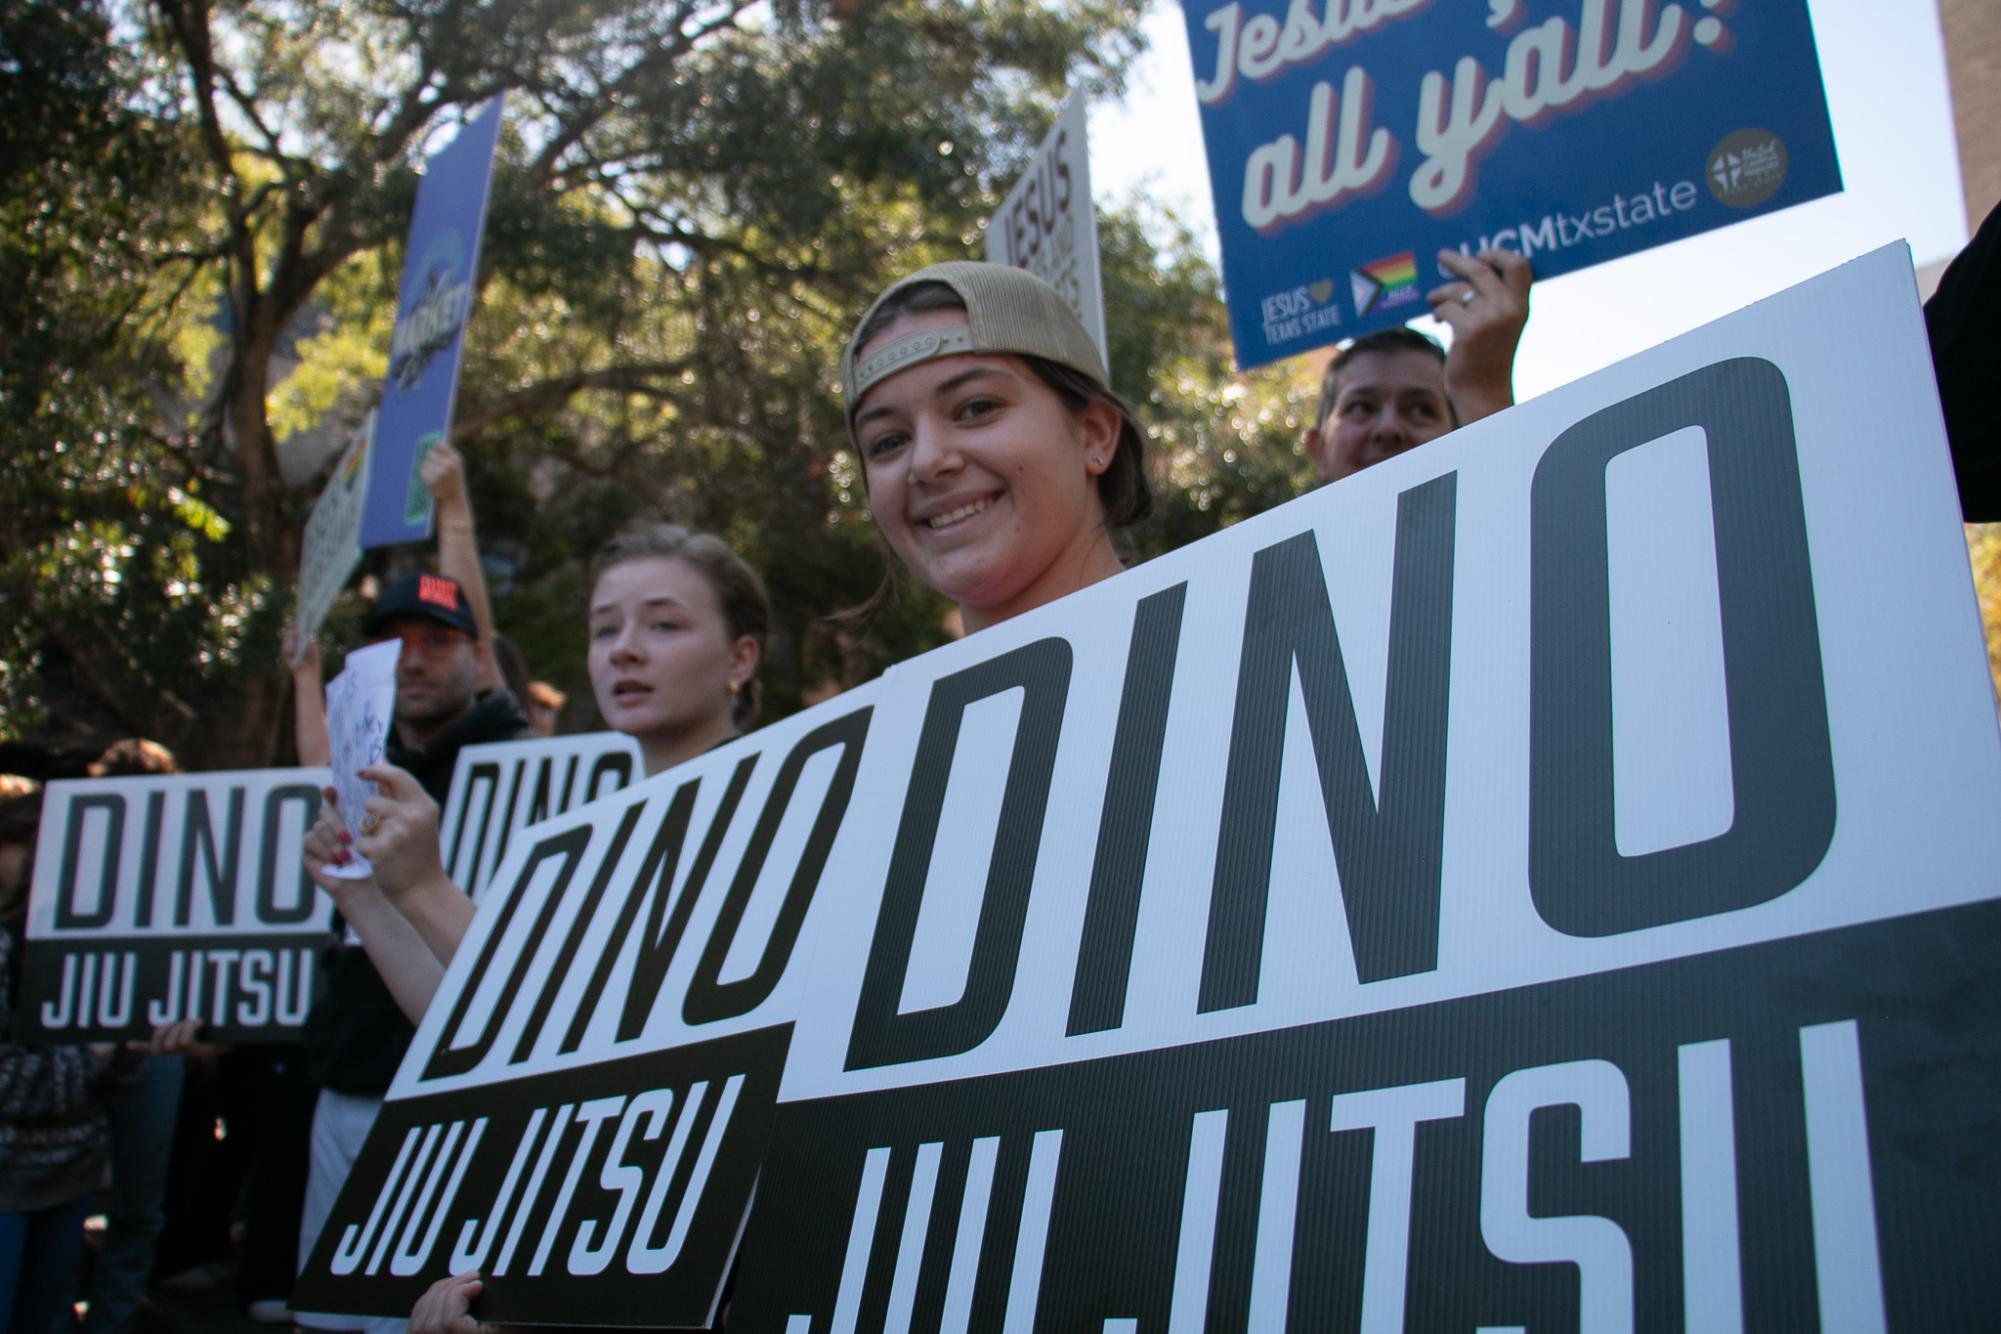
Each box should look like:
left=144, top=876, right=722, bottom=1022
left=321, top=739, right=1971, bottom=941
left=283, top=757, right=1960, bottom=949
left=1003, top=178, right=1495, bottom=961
left=2, top=0, right=1324, bottom=767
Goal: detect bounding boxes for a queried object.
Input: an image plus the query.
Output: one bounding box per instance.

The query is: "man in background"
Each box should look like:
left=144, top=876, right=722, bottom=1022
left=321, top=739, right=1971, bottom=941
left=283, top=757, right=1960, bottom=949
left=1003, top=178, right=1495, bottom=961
left=294, top=573, right=531, bottom=1334
left=1305, top=248, right=1532, bottom=484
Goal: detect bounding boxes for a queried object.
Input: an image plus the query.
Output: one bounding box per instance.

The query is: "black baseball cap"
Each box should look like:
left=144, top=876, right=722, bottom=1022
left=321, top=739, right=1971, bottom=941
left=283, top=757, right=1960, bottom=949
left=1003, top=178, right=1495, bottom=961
left=364, top=572, right=477, bottom=637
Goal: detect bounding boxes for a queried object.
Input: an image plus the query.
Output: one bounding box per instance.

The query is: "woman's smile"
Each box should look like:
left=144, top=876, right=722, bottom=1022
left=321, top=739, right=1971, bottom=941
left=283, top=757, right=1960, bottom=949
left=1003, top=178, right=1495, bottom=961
left=920, top=494, right=998, bottom=531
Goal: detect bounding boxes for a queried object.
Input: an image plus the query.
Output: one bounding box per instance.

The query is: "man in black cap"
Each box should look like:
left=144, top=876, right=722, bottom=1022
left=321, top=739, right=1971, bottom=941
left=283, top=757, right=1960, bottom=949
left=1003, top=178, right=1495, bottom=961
left=295, top=572, right=531, bottom=1334
left=362, top=571, right=511, bottom=770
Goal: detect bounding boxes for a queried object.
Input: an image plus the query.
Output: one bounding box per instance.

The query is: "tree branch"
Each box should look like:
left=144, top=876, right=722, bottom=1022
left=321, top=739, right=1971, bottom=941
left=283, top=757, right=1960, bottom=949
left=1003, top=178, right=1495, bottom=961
left=215, top=63, right=292, bottom=168
left=153, top=0, right=240, bottom=202
left=452, top=360, right=696, bottom=442
left=30, top=599, right=198, bottom=741
left=519, top=0, right=757, bottom=195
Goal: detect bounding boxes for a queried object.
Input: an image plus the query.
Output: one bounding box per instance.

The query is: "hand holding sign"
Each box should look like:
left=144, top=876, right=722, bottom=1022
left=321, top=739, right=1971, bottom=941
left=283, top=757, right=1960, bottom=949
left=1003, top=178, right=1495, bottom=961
left=350, top=760, right=478, bottom=969
left=281, top=620, right=320, bottom=675
left=302, top=760, right=449, bottom=931
left=303, top=787, right=369, bottom=898
left=352, top=763, right=447, bottom=900
left=321, top=639, right=400, bottom=880
left=1429, top=247, right=1532, bottom=426
left=408, top=1272, right=484, bottom=1334
left=150, top=1017, right=230, bottom=1062
left=418, top=438, right=470, bottom=515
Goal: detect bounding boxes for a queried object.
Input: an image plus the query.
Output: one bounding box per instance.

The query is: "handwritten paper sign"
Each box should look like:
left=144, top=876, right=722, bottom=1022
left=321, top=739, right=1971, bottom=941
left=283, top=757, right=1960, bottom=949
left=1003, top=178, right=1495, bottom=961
left=1181, top=0, right=1842, bottom=367
left=986, top=92, right=1108, bottom=366
left=322, top=639, right=400, bottom=878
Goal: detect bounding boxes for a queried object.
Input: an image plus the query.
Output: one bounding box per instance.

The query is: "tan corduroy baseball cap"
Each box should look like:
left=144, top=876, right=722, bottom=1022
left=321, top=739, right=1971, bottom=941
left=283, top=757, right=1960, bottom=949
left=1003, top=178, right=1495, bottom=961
left=840, top=261, right=1109, bottom=411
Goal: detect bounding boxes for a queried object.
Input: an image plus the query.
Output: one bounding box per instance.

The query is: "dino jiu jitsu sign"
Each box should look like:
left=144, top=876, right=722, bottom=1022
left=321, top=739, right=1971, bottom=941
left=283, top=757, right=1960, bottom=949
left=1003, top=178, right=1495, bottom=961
left=300, top=245, right=2001, bottom=1329
left=21, top=769, right=336, bottom=1042
left=295, top=696, right=880, bottom=1326
left=735, top=244, right=2001, bottom=1331
left=438, top=732, right=642, bottom=902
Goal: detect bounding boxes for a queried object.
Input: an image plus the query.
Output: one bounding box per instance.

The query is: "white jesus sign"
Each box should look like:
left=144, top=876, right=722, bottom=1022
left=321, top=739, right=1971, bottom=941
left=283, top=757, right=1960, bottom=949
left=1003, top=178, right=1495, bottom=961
left=987, top=91, right=1107, bottom=366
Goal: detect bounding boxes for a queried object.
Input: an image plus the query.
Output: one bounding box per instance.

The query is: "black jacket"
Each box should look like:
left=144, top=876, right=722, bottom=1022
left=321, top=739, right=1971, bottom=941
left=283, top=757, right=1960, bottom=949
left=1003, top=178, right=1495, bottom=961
left=1928, top=198, right=2001, bottom=521
left=301, top=688, right=532, bottom=1095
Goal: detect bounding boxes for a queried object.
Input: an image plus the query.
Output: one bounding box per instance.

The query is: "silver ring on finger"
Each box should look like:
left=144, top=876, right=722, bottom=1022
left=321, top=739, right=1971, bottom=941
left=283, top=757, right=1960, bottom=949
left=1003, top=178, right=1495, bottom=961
left=1459, top=287, right=1476, bottom=305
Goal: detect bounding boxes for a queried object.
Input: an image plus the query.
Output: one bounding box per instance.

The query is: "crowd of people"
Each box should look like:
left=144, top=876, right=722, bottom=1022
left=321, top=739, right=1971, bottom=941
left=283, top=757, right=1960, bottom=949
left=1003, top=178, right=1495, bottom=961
left=4, top=196, right=1994, bottom=1332
left=313, top=253, right=1476, bottom=1334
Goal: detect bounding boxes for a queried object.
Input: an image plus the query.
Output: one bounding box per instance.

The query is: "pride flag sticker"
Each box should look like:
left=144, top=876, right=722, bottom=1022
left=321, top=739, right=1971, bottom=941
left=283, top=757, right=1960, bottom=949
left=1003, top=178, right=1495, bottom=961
left=1350, top=250, right=1422, bottom=318
left=339, top=434, right=368, bottom=490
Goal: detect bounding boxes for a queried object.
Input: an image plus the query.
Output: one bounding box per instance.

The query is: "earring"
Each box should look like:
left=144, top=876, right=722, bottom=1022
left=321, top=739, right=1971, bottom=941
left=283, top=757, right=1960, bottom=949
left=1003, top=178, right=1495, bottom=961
left=727, top=680, right=741, bottom=699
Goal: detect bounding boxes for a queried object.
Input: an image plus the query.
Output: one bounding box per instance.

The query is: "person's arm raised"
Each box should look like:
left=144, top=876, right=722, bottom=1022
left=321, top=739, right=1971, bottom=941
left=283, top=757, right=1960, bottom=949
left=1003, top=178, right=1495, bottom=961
left=1428, top=248, right=1532, bottom=428
left=422, top=439, right=503, bottom=693
left=284, top=621, right=331, bottom=769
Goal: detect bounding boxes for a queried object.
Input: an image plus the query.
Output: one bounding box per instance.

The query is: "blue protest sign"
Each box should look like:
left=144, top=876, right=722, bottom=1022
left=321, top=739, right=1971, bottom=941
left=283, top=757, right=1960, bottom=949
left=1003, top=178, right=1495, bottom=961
left=1181, top=0, right=1842, bottom=369
left=361, top=95, right=504, bottom=548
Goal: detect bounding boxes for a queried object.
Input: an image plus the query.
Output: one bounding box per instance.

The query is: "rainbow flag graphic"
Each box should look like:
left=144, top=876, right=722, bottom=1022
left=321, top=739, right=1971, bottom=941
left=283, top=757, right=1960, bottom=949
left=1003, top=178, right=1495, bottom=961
left=340, top=435, right=368, bottom=490
left=1350, top=250, right=1422, bottom=318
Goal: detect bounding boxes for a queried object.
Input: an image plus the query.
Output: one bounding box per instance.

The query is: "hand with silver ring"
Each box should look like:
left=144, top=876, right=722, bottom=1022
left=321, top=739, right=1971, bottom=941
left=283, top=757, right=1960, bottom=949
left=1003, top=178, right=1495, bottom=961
left=1427, top=247, right=1533, bottom=427
left=354, top=762, right=445, bottom=899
